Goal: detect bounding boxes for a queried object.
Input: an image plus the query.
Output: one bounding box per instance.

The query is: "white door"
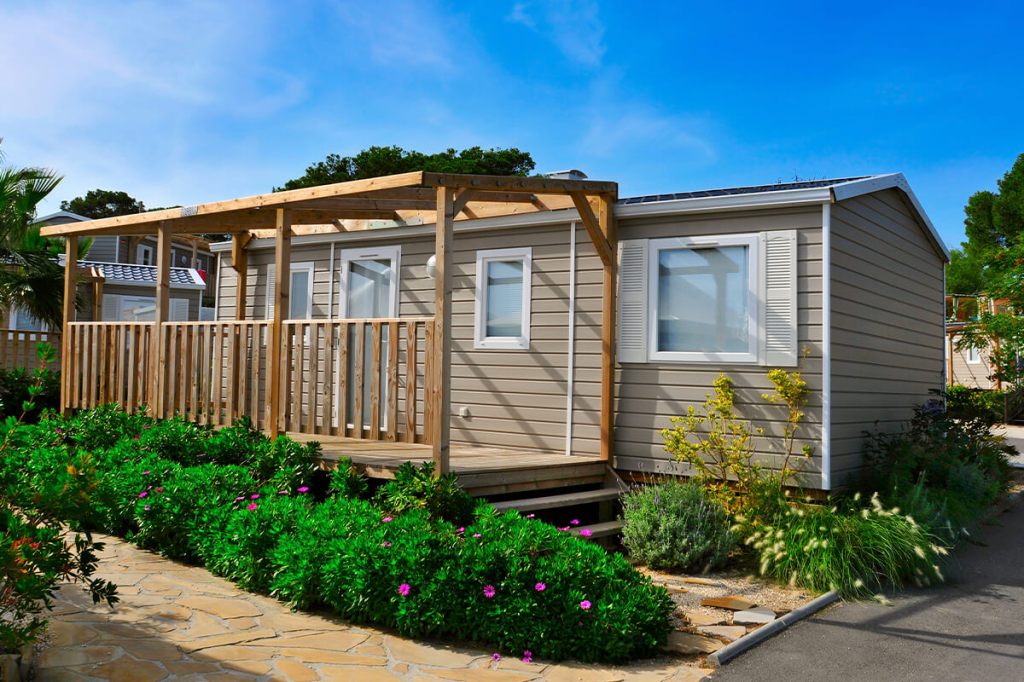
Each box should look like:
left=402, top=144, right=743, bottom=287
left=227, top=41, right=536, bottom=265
left=337, top=246, right=400, bottom=431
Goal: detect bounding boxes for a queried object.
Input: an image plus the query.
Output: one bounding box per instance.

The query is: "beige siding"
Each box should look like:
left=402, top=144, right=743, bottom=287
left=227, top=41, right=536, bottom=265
left=85, top=235, right=119, bottom=262
left=948, top=333, right=995, bottom=389
left=607, top=207, right=825, bottom=482
left=829, top=189, right=946, bottom=487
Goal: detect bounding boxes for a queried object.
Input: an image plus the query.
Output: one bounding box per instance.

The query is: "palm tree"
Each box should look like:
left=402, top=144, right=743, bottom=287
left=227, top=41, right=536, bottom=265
left=0, top=139, right=75, bottom=330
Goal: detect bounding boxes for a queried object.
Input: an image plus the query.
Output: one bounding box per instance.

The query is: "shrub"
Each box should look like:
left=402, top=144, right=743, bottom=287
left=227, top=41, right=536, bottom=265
left=0, top=368, right=60, bottom=422
left=328, top=457, right=369, bottom=499
left=739, top=493, right=946, bottom=596
left=375, top=462, right=478, bottom=525
left=945, top=385, right=1005, bottom=425
left=621, top=480, right=735, bottom=572
left=135, top=416, right=209, bottom=465
left=60, top=403, right=153, bottom=451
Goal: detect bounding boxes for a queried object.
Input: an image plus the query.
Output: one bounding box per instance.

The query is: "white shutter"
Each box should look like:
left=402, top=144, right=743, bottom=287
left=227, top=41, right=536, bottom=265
left=617, top=239, right=649, bottom=363
left=265, top=265, right=275, bottom=319
left=761, top=230, right=799, bottom=366
left=170, top=298, right=190, bottom=321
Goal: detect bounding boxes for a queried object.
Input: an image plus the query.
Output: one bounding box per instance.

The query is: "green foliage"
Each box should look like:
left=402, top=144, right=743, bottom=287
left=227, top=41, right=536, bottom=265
left=328, top=457, right=369, bottom=499
left=277, top=145, right=535, bottom=191
left=945, top=385, right=1006, bottom=425
left=60, top=188, right=145, bottom=219
left=736, top=494, right=945, bottom=597
left=763, top=368, right=814, bottom=482
left=621, top=481, right=735, bottom=572
left=375, top=461, right=478, bottom=525
left=0, top=367, right=60, bottom=421
left=58, top=403, right=154, bottom=451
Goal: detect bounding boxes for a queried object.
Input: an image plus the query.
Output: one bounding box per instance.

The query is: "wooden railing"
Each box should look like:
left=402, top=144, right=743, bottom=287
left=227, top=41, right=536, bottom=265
left=64, top=317, right=434, bottom=442
left=1, top=329, right=61, bottom=371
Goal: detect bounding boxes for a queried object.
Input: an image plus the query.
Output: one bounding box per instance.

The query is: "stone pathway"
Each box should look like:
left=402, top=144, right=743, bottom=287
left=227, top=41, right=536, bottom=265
left=38, top=535, right=712, bottom=681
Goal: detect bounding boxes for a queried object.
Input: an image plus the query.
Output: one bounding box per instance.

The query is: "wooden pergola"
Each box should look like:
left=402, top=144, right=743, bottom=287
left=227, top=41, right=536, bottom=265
left=41, top=171, right=619, bottom=473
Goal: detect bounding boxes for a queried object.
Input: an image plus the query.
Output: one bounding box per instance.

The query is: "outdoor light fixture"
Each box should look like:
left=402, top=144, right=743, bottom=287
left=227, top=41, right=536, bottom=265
left=425, top=254, right=437, bottom=279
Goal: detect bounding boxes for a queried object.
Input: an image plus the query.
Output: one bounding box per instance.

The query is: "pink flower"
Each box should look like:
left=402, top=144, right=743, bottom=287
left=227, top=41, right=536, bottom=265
left=570, top=519, right=580, bottom=526
left=525, top=513, right=535, bottom=519
left=557, top=526, right=569, bottom=532
left=246, top=503, right=258, bottom=511
left=138, top=491, right=148, bottom=499
left=250, top=493, right=260, bottom=500
left=134, top=434, right=140, bottom=441
left=278, top=490, right=289, bottom=495
left=491, top=652, right=501, bottom=662
left=472, top=533, right=482, bottom=538
left=456, top=527, right=465, bottom=534
left=297, top=486, right=310, bottom=493
left=579, top=529, right=593, bottom=537
left=398, top=583, right=411, bottom=597
left=534, top=582, right=546, bottom=592
left=580, top=600, right=591, bottom=610
left=143, top=505, right=151, bottom=511
left=522, top=650, right=533, bottom=663
left=381, top=541, right=392, bottom=548
left=142, top=470, right=150, bottom=475
left=483, top=585, right=496, bottom=598
left=382, top=516, right=393, bottom=523
left=235, top=496, right=245, bottom=502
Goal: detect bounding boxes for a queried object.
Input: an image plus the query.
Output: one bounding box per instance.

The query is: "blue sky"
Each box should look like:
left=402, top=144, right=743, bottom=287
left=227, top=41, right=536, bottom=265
left=2, top=1, right=1022, bottom=249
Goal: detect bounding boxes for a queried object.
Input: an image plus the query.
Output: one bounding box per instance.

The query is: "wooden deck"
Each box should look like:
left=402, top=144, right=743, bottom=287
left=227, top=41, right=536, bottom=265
left=287, top=433, right=607, bottom=497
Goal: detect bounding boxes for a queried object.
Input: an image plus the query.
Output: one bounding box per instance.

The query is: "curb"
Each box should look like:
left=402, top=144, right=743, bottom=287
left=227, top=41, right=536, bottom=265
left=706, top=590, right=840, bottom=667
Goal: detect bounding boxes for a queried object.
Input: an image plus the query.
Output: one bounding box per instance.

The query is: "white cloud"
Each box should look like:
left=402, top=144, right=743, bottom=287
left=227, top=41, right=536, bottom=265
left=506, top=0, right=605, bottom=68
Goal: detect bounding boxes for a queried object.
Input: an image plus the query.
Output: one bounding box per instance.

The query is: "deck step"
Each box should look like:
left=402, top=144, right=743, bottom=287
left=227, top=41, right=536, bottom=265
left=491, top=487, right=621, bottom=513
left=571, top=520, right=624, bottom=539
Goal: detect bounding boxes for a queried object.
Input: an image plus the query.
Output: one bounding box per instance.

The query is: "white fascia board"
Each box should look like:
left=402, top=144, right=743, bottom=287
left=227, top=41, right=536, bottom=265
left=829, top=173, right=950, bottom=261
left=614, top=187, right=834, bottom=218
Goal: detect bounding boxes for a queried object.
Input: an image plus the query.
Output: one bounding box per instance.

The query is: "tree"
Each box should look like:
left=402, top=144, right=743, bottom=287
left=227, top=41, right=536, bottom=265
left=277, top=145, right=535, bottom=191
left=61, top=189, right=144, bottom=219
left=0, top=141, right=87, bottom=329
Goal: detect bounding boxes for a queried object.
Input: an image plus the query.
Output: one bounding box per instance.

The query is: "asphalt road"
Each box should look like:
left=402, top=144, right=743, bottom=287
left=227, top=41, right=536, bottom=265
left=713, top=498, right=1024, bottom=682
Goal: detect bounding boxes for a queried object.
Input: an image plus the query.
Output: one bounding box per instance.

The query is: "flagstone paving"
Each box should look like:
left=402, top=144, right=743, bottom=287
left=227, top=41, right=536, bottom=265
left=37, top=534, right=713, bottom=681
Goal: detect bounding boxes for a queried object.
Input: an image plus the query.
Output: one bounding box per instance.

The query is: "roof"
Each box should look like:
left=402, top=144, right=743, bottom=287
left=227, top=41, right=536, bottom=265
left=32, top=210, right=91, bottom=224
left=618, top=177, right=869, bottom=204
left=63, top=258, right=206, bottom=290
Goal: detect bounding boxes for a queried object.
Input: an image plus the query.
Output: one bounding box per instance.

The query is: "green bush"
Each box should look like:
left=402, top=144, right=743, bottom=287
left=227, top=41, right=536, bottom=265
left=58, top=403, right=154, bottom=451
left=739, top=493, right=945, bottom=596
left=0, top=368, right=60, bottom=421
left=945, top=385, right=1005, bottom=425
left=375, top=461, right=478, bottom=525
left=621, top=480, right=735, bottom=573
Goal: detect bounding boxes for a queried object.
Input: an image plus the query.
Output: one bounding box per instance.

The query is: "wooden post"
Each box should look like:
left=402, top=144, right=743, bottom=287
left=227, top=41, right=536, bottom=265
left=947, top=332, right=954, bottom=387
left=231, top=234, right=249, bottom=321
left=229, top=234, right=249, bottom=422
left=267, top=210, right=291, bottom=439
left=60, top=236, right=78, bottom=415
left=431, top=187, right=455, bottom=475
left=92, top=278, right=104, bottom=321
left=598, top=195, right=617, bottom=462
left=191, top=240, right=198, bottom=269
left=150, top=222, right=172, bottom=417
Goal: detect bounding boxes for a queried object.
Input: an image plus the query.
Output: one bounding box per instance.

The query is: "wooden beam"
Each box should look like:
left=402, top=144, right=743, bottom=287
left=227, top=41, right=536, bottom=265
left=289, top=197, right=437, bottom=211
left=267, top=209, right=291, bottom=439
left=92, top=279, right=104, bottom=321
left=230, top=234, right=250, bottom=320
left=38, top=171, right=427, bottom=237
left=598, top=196, right=617, bottom=462
left=432, top=187, right=455, bottom=476
left=423, top=172, right=618, bottom=195
left=151, top=221, right=172, bottom=418
left=571, top=192, right=613, bottom=267
left=60, top=236, right=78, bottom=415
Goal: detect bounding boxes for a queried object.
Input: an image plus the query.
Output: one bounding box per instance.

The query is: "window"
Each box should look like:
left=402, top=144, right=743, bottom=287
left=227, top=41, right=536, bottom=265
left=618, top=230, right=798, bottom=366
left=137, top=244, right=154, bottom=266
left=102, top=295, right=190, bottom=321
left=8, top=306, right=45, bottom=332
left=648, top=235, right=759, bottom=363
left=265, top=262, right=315, bottom=319
left=474, top=247, right=532, bottom=350
left=967, top=343, right=981, bottom=364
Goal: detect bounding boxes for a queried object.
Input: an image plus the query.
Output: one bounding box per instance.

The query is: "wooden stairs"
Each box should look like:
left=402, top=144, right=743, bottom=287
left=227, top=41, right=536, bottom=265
left=486, top=470, right=626, bottom=541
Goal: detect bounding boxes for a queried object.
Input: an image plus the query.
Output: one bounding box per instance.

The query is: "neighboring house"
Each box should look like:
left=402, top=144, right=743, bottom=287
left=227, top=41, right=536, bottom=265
left=945, top=294, right=1012, bottom=390
left=20, top=211, right=214, bottom=323
left=205, top=173, right=948, bottom=490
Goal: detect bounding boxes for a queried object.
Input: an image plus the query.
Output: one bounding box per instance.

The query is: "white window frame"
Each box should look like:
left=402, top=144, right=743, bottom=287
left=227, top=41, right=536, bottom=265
left=137, top=243, right=154, bottom=266
left=967, top=343, right=981, bottom=364
left=474, top=247, right=532, bottom=350
left=338, top=246, right=401, bottom=319
left=265, top=262, right=315, bottom=320
left=647, top=233, right=760, bottom=364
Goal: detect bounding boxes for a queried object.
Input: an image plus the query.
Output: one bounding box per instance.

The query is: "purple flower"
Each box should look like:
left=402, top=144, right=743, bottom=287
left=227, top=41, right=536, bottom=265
left=525, top=513, right=535, bottom=519
left=381, top=541, right=392, bottom=548
left=579, top=529, right=593, bottom=538
left=142, top=470, right=150, bottom=476
left=491, top=652, right=501, bottom=662
left=534, top=582, right=546, bottom=592
left=55, top=428, right=63, bottom=434
left=570, top=519, right=580, bottom=526
left=382, top=516, right=393, bottom=523
left=472, top=533, right=482, bottom=539
left=297, top=486, right=310, bottom=493
left=143, top=505, right=151, bottom=511
left=456, top=527, right=465, bottom=534
left=138, top=491, right=148, bottom=499
left=522, top=650, right=533, bottom=664
left=557, top=526, right=569, bottom=532
left=235, top=496, right=245, bottom=502
left=250, top=493, right=260, bottom=500
left=134, top=434, right=140, bottom=441
left=580, top=600, right=592, bottom=610
left=483, top=585, right=496, bottom=599
left=247, top=503, right=258, bottom=511
left=398, top=583, right=411, bottom=597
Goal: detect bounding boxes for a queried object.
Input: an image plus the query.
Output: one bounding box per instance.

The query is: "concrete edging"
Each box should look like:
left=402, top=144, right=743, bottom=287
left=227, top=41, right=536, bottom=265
left=706, top=590, right=840, bottom=667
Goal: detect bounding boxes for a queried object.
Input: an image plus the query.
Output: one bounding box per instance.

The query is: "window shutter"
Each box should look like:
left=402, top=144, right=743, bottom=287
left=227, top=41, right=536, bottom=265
left=761, top=230, right=799, bottom=366
left=265, top=265, right=275, bottom=319
left=617, top=239, right=649, bottom=363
